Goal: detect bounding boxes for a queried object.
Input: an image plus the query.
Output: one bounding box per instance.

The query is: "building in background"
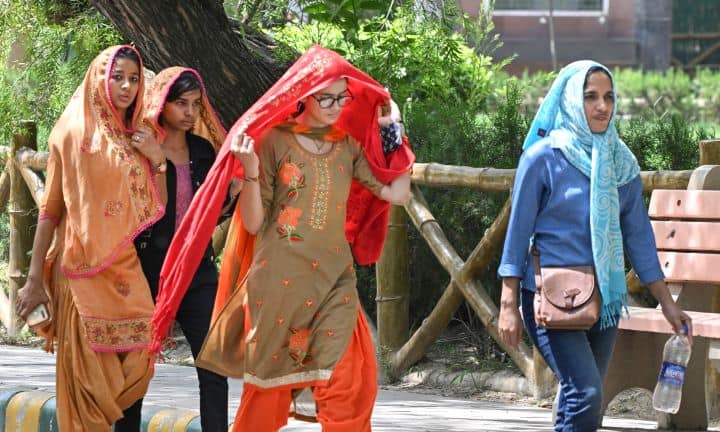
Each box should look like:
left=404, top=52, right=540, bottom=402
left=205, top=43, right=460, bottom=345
left=457, top=0, right=720, bottom=74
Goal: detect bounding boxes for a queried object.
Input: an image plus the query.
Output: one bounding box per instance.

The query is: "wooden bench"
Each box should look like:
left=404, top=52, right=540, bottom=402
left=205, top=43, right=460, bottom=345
left=603, top=165, right=720, bottom=430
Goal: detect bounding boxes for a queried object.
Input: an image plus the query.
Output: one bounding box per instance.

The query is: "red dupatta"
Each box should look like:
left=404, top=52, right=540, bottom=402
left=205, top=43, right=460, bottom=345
left=150, top=45, right=414, bottom=353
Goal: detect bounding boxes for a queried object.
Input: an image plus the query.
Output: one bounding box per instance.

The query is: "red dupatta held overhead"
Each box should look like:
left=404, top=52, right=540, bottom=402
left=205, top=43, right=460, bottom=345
left=150, top=45, right=415, bottom=353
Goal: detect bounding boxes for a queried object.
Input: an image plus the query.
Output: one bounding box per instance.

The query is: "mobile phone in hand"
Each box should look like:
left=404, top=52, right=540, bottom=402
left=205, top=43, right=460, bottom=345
left=26, top=303, right=51, bottom=328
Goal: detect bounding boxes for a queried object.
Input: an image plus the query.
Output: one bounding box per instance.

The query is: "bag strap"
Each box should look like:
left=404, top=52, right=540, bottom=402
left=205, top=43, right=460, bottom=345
left=532, top=246, right=542, bottom=291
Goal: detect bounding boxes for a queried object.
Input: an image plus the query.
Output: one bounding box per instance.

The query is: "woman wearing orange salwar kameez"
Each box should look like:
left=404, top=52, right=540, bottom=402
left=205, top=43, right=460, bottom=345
left=15, top=45, right=167, bottom=431
left=150, top=46, right=415, bottom=431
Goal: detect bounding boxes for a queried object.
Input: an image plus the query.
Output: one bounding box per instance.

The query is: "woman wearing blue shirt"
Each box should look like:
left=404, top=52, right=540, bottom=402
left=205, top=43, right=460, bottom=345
left=498, top=61, right=692, bottom=431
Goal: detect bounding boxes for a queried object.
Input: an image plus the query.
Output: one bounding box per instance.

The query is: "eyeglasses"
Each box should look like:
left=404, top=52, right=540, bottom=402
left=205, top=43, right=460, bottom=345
left=311, top=92, right=354, bottom=109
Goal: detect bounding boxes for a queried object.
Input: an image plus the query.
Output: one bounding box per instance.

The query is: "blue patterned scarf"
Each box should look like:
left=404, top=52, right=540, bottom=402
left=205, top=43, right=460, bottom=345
left=523, top=61, right=640, bottom=328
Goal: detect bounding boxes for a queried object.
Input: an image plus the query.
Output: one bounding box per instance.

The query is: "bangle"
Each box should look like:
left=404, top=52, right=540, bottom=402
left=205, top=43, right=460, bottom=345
left=243, top=175, right=259, bottom=182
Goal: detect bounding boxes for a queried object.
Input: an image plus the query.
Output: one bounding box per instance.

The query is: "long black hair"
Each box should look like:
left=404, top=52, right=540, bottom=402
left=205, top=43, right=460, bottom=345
left=113, top=47, right=141, bottom=123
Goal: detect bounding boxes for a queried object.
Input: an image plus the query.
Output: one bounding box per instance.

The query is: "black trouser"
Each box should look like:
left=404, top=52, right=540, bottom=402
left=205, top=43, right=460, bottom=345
left=115, top=282, right=229, bottom=432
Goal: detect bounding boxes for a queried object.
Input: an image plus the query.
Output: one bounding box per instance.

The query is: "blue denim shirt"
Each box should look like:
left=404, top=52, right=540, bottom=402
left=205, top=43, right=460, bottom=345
left=498, top=139, right=664, bottom=292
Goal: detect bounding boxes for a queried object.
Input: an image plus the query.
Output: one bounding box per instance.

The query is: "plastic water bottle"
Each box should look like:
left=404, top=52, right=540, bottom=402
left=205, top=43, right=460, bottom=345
left=652, top=323, right=691, bottom=414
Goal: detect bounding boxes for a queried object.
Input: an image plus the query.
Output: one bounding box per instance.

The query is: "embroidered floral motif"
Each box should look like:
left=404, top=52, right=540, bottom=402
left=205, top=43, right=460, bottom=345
left=255, top=299, right=264, bottom=307
left=104, top=200, right=124, bottom=217
left=343, top=296, right=351, bottom=304
left=327, top=330, right=336, bottom=337
left=304, top=299, right=314, bottom=308
left=272, top=353, right=280, bottom=361
left=282, top=279, right=290, bottom=287
left=115, top=279, right=130, bottom=297
left=311, top=260, right=319, bottom=269
left=288, top=327, right=313, bottom=367
left=83, top=317, right=151, bottom=350
left=260, top=259, right=268, bottom=267
left=278, top=156, right=306, bottom=199
left=89, top=78, right=157, bottom=225
left=276, top=317, right=286, bottom=325
left=276, top=206, right=303, bottom=242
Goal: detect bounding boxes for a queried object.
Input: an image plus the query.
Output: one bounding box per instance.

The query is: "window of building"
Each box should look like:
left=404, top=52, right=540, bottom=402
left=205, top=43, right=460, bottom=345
left=493, top=0, right=607, bottom=16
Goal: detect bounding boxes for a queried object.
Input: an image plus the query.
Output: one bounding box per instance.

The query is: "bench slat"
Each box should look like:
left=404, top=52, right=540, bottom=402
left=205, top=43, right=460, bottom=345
left=649, top=189, right=720, bottom=219
left=657, top=251, right=720, bottom=284
left=619, top=306, right=720, bottom=338
left=652, top=220, right=720, bottom=251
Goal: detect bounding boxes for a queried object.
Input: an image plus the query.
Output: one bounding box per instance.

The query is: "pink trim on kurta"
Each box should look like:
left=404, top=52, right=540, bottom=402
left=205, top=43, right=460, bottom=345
left=38, top=213, right=60, bottom=226
left=88, top=343, right=150, bottom=353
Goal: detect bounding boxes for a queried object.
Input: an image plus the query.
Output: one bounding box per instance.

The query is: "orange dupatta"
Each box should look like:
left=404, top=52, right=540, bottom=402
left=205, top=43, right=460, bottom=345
left=39, top=45, right=165, bottom=351
left=142, top=66, right=226, bottom=151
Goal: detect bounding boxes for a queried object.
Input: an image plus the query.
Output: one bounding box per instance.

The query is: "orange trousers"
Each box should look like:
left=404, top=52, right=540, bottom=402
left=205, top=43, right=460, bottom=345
left=231, top=311, right=377, bottom=432
left=54, top=277, right=153, bottom=431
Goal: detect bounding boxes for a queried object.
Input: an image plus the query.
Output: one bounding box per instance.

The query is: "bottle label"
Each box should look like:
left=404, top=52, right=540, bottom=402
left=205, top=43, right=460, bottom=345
left=658, top=362, right=686, bottom=387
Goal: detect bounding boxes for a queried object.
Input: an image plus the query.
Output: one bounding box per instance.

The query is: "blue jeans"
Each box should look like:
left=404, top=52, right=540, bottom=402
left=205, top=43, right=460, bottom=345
left=521, top=289, right=619, bottom=432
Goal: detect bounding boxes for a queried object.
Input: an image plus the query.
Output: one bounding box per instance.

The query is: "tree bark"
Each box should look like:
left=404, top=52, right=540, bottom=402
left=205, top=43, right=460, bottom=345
left=90, top=0, right=290, bottom=127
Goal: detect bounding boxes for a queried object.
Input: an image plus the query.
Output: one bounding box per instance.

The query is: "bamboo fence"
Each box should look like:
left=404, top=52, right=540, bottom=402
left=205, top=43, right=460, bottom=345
left=0, top=120, right=717, bottom=398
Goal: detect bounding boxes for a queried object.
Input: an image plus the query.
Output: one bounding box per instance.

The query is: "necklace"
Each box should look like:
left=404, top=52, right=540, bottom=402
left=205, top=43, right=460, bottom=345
left=311, top=137, right=327, bottom=153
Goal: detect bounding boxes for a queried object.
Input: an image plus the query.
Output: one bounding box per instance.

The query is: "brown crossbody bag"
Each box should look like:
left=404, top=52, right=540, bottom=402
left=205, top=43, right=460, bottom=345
left=532, top=249, right=601, bottom=330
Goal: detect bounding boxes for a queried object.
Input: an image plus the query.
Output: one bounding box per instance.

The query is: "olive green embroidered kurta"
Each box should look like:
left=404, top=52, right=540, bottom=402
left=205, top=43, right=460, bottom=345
left=240, top=127, right=383, bottom=388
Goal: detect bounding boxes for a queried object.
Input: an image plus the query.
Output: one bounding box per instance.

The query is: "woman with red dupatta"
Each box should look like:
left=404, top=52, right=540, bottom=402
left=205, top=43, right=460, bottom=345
left=15, top=45, right=166, bottom=431
left=150, top=46, right=415, bottom=431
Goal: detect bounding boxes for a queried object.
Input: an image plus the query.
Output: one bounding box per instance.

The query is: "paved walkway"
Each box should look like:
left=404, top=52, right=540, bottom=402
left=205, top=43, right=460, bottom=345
left=0, top=345, right=703, bottom=431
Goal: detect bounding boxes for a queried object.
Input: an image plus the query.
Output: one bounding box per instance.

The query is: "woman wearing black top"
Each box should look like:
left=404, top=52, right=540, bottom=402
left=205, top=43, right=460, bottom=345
left=133, top=67, right=239, bottom=431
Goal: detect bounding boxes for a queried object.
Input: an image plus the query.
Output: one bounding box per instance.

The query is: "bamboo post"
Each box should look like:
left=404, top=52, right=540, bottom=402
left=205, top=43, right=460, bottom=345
left=700, top=140, right=720, bottom=165
left=0, top=159, right=12, bottom=214
left=7, top=121, right=38, bottom=336
left=376, top=205, right=410, bottom=352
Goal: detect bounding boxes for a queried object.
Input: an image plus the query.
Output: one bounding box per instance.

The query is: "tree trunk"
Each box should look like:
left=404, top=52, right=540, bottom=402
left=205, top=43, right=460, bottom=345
left=90, top=1, right=290, bottom=127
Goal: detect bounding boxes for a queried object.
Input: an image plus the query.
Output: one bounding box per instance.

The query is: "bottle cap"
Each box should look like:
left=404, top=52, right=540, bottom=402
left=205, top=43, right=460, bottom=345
left=682, top=322, right=689, bottom=335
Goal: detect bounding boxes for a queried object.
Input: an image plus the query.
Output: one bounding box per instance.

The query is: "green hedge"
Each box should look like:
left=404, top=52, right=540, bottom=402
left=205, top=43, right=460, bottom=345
left=498, top=67, right=720, bottom=127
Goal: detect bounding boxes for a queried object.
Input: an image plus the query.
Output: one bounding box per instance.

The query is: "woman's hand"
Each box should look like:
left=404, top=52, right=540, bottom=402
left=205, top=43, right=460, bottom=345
left=499, top=303, right=524, bottom=351
left=498, top=277, right=523, bottom=351
left=230, top=131, right=259, bottom=178
left=380, top=171, right=411, bottom=205
left=378, top=98, right=402, bottom=128
left=131, top=126, right=165, bottom=167
left=661, top=300, right=693, bottom=345
left=15, top=276, right=49, bottom=320
left=647, top=279, right=693, bottom=344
